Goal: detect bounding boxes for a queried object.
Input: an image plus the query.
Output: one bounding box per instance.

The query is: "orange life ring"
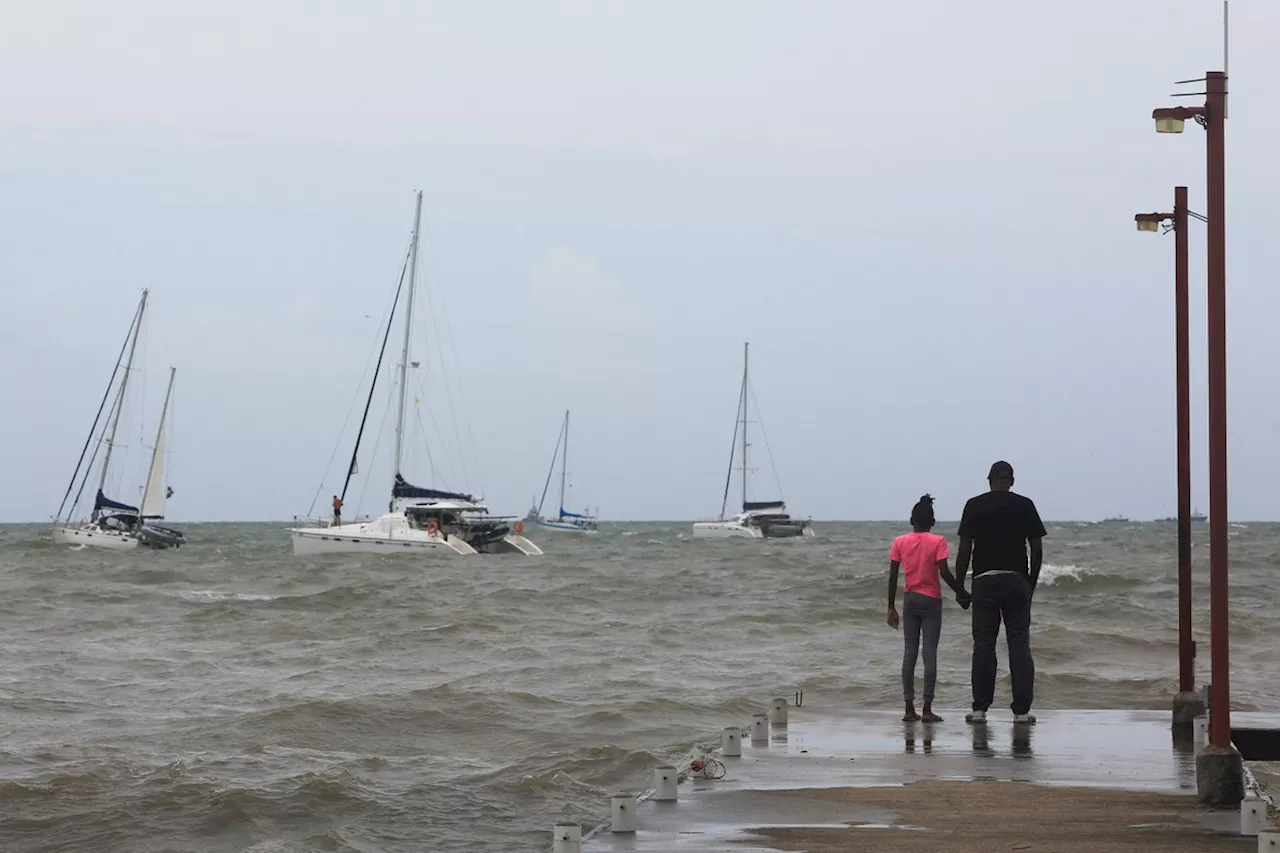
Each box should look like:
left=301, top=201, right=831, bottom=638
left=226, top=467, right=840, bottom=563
left=513, top=520, right=525, bottom=535
left=426, top=520, right=439, bottom=535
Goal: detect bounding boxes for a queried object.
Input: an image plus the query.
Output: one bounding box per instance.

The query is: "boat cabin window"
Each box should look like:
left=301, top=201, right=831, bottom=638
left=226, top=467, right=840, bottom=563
left=406, top=508, right=461, bottom=529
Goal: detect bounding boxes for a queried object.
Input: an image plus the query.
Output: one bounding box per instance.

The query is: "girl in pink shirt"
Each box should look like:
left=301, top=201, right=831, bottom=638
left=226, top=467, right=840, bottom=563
left=887, top=494, right=966, bottom=722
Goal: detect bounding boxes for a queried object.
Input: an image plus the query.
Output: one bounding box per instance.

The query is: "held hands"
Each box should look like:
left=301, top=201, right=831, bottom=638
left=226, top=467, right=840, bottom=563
left=956, top=589, right=972, bottom=610
left=887, top=607, right=900, bottom=630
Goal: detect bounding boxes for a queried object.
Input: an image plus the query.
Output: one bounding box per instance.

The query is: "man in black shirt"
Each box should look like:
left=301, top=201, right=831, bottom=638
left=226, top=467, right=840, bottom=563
left=954, top=461, right=1047, bottom=724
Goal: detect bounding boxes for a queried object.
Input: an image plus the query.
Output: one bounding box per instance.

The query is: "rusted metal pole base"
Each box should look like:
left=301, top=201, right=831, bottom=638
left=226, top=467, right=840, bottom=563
left=1173, top=691, right=1207, bottom=729
left=1195, top=743, right=1244, bottom=805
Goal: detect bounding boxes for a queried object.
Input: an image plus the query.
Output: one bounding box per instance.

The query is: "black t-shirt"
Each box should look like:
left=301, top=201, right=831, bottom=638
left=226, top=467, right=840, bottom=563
left=957, top=490, right=1047, bottom=577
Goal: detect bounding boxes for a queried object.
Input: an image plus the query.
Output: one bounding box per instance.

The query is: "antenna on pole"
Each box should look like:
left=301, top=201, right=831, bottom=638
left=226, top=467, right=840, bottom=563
left=1223, top=0, right=1229, bottom=118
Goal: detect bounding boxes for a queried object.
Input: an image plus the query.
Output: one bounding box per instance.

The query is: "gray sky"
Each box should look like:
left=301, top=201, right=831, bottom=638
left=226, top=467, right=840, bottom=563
left=3, top=1, right=1279, bottom=523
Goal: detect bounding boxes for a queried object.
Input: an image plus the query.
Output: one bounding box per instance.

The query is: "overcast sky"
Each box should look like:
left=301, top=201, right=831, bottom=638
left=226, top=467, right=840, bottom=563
left=3, top=1, right=1279, bottom=523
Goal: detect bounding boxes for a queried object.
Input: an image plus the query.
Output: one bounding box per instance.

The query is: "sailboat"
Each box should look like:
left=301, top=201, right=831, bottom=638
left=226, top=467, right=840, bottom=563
left=288, top=191, right=542, bottom=556
left=52, top=289, right=186, bottom=550
left=535, top=410, right=599, bottom=534
left=692, top=343, right=813, bottom=539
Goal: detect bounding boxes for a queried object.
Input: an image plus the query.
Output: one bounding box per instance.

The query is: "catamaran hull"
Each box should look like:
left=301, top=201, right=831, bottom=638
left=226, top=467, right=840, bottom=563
left=290, top=527, right=474, bottom=555
left=289, top=528, right=543, bottom=556
left=691, top=522, right=815, bottom=539
left=491, top=534, right=543, bottom=555
left=692, top=522, right=763, bottom=539
left=761, top=523, right=815, bottom=539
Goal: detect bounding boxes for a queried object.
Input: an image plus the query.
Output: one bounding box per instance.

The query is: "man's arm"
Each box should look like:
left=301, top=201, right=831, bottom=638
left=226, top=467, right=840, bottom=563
left=1029, top=538, right=1043, bottom=594
left=954, top=536, right=973, bottom=587
left=1026, top=499, right=1048, bottom=595
left=955, top=498, right=974, bottom=588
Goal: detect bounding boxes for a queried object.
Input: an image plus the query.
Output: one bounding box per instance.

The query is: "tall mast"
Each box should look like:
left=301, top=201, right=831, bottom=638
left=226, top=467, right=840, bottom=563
left=94, top=288, right=148, bottom=520
left=139, top=366, right=176, bottom=517
left=741, top=342, right=749, bottom=508
left=394, top=191, right=423, bottom=482
left=559, top=410, right=570, bottom=516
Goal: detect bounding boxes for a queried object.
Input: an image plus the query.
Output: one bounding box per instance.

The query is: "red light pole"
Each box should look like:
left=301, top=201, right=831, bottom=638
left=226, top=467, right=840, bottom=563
left=1134, top=189, right=1205, bottom=727
left=1151, top=70, right=1240, bottom=804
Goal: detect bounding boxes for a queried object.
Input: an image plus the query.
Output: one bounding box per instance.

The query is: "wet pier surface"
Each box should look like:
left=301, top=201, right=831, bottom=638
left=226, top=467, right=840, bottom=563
left=580, top=706, right=1277, bottom=852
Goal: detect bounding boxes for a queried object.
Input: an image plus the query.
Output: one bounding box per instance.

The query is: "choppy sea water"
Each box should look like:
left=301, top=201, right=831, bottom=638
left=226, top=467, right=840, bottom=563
left=1, top=521, right=1277, bottom=852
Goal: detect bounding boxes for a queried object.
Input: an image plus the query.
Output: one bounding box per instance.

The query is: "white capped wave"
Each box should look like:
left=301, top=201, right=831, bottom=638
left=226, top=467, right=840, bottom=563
left=172, top=589, right=278, bottom=603
left=1038, top=563, right=1089, bottom=586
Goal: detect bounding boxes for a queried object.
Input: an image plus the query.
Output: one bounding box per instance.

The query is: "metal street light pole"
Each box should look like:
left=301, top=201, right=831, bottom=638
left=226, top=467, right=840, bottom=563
left=1172, top=187, right=1194, bottom=701
left=1135, top=188, right=1202, bottom=719
left=1202, top=73, right=1229, bottom=754
left=1151, top=69, right=1238, bottom=804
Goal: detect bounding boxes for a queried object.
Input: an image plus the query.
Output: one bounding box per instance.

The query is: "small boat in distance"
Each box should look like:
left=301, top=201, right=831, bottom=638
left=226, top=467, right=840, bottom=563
left=52, top=289, right=185, bottom=550
left=534, top=410, right=599, bottom=534
left=1099, top=516, right=1130, bottom=524
left=693, top=343, right=813, bottom=540
left=1157, top=509, right=1208, bottom=523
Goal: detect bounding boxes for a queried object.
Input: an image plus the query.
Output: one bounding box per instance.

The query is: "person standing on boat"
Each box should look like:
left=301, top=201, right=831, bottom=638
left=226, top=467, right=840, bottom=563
left=331, top=495, right=343, bottom=527
left=954, top=461, right=1047, bottom=725
left=886, top=494, right=967, bottom=723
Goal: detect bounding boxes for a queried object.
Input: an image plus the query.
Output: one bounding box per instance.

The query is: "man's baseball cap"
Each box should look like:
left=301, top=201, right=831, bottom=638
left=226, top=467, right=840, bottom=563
left=988, top=460, right=1014, bottom=480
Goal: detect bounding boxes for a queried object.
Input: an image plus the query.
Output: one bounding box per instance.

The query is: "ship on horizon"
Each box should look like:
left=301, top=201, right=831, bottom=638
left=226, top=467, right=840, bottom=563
left=1156, top=509, right=1208, bottom=523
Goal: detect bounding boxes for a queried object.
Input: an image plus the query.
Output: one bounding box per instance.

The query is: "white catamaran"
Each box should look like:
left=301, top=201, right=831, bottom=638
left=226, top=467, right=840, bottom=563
left=53, top=289, right=185, bottom=550
left=692, top=343, right=814, bottom=539
left=534, top=410, right=599, bottom=534
left=289, top=191, right=541, bottom=556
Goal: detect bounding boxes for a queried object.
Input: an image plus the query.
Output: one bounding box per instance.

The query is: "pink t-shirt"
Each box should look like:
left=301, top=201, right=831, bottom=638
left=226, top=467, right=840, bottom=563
left=890, top=532, right=949, bottom=599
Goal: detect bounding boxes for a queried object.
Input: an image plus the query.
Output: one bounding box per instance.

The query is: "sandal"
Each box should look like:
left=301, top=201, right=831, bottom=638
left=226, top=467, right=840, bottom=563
left=902, top=712, right=920, bottom=722
left=921, top=712, right=943, bottom=723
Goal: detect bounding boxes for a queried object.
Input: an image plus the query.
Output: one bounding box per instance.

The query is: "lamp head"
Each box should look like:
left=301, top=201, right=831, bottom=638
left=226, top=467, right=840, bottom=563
left=1152, top=107, right=1199, bottom=134
left=1134, top=213, right=1165, bottom=233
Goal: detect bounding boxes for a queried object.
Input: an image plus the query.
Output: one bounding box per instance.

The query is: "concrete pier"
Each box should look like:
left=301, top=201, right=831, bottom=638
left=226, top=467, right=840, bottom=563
left=1173, top=690, right=1207, bottom=727
left=578, top=705, right=1277, bottom=852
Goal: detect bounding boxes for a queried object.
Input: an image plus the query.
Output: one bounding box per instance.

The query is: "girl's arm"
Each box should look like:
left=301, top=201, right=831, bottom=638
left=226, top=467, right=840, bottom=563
left=887, top=560, right=901, bottom=629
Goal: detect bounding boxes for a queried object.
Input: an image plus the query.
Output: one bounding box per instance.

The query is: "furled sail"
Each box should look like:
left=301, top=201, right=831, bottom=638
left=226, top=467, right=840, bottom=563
left=393, top=473, right=474, bottom=503
left=140, top=407, right=169, bottom=519
left=94, top=490, right=138, bottom=514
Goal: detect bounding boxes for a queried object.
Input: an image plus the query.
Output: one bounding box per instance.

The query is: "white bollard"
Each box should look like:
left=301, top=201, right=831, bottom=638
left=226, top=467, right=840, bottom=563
left=771, top=697, right=789, bottom=726
left=751, top=712, right=769, bottom=742
left=552, top=821, right=581, bottom=853
left=1193, top=715, right=1208, bottom=745
left=1241, top=798, right=1265, bottom=835
left=1259, top=830, right=1280, bottom=853
left=610, top=792, right=637, bottom=833
left=722, top=726, right=741, bottom=757
left=654, top=764, right=678, bottom=801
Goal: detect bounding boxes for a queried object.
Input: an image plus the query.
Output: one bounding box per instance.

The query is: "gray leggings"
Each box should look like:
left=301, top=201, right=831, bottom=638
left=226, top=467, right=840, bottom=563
left=902, top=592, right=943, bottom=704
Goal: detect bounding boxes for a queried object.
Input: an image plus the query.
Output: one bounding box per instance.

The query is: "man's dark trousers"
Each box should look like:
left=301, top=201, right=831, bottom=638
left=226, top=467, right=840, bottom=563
left=971, top=572, right=1035, bottom=715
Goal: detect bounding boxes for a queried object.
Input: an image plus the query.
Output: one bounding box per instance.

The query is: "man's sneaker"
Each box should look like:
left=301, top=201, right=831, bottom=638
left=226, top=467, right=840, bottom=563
left=1013, top=713, right=1037, bottom=725
left=965, top=710, right=987, bottom=724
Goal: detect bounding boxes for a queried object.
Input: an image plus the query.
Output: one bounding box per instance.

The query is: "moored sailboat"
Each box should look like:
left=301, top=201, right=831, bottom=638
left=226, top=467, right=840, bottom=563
left=535, top=410, right=599, bottom=534
left=692, top=343, right=813, bottom=540
left=52, top=290, right=185, bottom=550
left=288, top=191, right=541, bottom=557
